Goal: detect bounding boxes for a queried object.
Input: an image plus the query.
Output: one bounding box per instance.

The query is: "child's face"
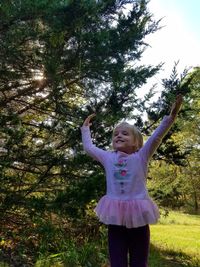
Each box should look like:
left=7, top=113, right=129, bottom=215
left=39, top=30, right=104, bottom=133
left=112, top=125, right=136, bottom=154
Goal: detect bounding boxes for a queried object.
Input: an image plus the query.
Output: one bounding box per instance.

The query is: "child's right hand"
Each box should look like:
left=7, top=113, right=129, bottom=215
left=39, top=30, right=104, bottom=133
left=82, top=113, right=96, bottom=127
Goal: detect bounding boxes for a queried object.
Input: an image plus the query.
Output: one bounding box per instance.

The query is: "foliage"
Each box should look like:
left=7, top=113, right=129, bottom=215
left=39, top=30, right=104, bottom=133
left=0, top=0, right=199, bottom=265
left=0, top=1, right=159, bottom=204
left=0, top=0, right=164, bottom=264
left=148, top=67, right=200, bottom=213
left=1, top=210, right=199, bottom=266
left=144, top=63, right=194, bottom=165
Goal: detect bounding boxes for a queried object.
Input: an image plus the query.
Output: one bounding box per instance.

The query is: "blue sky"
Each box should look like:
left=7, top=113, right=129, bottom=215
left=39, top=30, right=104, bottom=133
left=159, top=0, right=200, bottom=34
left=141, top=0, right=200, bottom=85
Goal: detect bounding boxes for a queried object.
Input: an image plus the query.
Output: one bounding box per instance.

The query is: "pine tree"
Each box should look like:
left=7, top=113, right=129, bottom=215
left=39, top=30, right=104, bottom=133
left=0, top=0, right=161, bottom=220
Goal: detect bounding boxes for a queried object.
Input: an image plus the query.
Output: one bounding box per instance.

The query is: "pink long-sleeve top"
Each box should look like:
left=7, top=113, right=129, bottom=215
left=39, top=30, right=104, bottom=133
left=81, top=116, right=174, bottom=228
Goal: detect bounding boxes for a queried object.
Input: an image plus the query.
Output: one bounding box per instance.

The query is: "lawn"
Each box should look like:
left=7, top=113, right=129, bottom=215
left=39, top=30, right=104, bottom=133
left=0, top=210, right=199, bottom=266
left=149, top=211, right=200, bottom=267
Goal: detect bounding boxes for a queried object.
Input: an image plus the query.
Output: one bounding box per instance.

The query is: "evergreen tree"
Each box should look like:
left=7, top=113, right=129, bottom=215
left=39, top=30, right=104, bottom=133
left=0, top=1, right=197, bottom=263
left=0, top=0, right=161, bottom=222
left=148, top=67, right=200, bottom=212
left=145, top=63, right=195, bottom=165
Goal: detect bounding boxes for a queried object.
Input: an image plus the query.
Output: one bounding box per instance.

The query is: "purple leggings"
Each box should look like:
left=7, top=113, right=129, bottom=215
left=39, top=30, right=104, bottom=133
left=108, top=224, right=150, bottom=267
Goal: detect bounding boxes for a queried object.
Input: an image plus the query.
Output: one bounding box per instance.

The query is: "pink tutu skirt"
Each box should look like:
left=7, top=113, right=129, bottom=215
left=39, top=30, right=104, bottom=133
left=95, top=195, right=160, bottom=228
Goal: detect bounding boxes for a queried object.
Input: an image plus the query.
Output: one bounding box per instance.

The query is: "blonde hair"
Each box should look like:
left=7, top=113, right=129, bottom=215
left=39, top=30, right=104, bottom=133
left=113, top=122, right=143, bottom=151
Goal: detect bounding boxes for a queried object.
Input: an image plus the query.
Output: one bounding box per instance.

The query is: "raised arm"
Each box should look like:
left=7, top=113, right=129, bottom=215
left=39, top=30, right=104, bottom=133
left=81, top=113, right=107, bottom=164
left=140, top=94, right=183, bottom=162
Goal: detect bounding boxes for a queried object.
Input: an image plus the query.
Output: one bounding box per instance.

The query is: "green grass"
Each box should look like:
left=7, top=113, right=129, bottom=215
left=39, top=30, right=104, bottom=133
left=159, top=210, right=200, bottom=225
left=0, top=210, right=199, bottom=266
left=149, top=210, right=200, bottom=267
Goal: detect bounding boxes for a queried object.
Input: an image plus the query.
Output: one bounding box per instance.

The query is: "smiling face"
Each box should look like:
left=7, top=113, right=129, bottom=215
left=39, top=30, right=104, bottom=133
left=112, top=122, right=143, bottom=154
left=112, top=125, right=136, bottom=154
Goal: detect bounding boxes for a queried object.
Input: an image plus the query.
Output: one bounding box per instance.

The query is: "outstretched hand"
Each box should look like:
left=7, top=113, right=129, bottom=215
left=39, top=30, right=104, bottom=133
left=170, top=94, right=183, bottom=118
left=82, top=113, right=96, bottom=127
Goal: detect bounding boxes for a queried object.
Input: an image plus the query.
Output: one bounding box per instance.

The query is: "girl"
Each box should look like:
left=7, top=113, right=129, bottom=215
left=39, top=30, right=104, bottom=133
left=81, top=95, right=183, bottom=267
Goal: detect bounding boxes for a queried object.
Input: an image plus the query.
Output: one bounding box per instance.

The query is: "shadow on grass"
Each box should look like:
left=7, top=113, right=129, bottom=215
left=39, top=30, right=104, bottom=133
left=149, top=244, right=200, bottom=267
left=0, top=243, right=199, bottom=267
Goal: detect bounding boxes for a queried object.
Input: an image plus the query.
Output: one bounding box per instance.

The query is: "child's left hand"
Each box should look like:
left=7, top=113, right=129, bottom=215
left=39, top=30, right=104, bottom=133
left=170, top=94, right=183, bottom=118
left=82, top=113, right=96, bottom=127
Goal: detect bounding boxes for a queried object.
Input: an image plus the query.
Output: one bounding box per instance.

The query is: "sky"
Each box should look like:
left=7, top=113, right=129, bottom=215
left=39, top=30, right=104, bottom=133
left=140, top=0, right=200, bottom=93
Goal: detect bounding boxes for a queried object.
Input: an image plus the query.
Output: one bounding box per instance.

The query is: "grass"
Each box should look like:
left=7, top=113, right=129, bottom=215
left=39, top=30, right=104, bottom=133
left=33, top=211, right=200, bottom=267
left=149, top=210, right=200, bottom=267
left=159, top=210, right=200, bottom=225
left=0, top=210, right=199, bottom=266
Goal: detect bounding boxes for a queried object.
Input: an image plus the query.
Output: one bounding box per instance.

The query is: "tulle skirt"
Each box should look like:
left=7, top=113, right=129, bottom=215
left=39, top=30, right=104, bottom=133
left=95, top=195, right=160, bottom=228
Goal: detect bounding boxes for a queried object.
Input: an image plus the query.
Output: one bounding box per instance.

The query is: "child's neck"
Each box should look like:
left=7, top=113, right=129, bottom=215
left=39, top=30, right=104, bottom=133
left=117, top=148, right=136, bottom=154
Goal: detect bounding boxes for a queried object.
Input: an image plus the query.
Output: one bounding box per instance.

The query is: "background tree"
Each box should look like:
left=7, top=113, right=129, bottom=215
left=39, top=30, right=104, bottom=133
left=175, top=67, right=200, bottom=212
left=0, top=0, right=163, bottom=264
left=0, top=0, right=198, bottom=264
left=147, top=67, right=200, bottom=213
